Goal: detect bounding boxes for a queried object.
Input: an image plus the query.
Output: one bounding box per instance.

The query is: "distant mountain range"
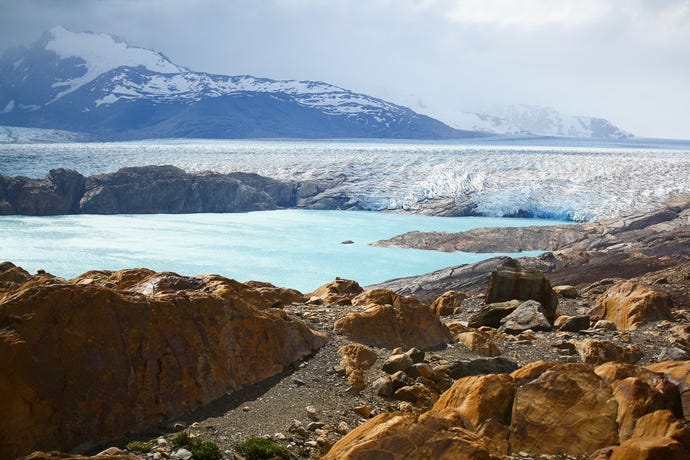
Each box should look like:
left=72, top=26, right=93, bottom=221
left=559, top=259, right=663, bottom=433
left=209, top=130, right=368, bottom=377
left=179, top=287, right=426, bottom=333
left=448, top=104, right=632, bottom=139
left=0, top=27, right=632, bottom=141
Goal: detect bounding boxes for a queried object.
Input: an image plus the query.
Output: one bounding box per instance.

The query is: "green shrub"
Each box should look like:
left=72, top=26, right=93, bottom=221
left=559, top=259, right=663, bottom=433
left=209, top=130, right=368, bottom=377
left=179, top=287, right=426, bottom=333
left=235, top=436, right=290, bottom=460
left=126, top=440, right=154, bottom=453
left=191, top=439, right=223, bottom=460
left=172, top=431, right=222, bottom=460
left=172, top=431, right=192, bottom=448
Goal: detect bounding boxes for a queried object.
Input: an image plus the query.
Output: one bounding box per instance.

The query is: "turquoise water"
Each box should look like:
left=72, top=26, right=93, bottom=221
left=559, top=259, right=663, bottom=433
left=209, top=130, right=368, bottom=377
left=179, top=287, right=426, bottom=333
left=0, top=210, right=563, bottom=292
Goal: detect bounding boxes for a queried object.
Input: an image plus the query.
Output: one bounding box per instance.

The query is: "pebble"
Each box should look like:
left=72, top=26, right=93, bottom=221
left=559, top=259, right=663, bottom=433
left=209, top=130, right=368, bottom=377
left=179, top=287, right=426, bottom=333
left=274, top=432, right=286, bottom=440
left=306, top=405, right=318, bottom=420
left=173, top=448, right=193, bottom=460
left=307, top=421, right=325, bottom=431
left=337, top=421, right=351, bottom=434
left=353, top=404, right=372, bottom=418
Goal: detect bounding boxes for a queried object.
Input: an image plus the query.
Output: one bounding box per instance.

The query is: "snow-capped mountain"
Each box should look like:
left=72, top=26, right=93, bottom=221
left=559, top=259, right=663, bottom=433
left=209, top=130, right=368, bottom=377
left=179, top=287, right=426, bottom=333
left=473, top=104, right=632, bottom=139
left=0, top=27, right=474, bottom=140
left=442, top=112, right=527, bottom=136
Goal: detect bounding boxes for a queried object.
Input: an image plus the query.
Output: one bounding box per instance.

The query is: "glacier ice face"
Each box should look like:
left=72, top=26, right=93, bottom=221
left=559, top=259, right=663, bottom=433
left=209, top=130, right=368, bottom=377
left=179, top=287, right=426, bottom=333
left=1, top=140, right=689, bottom=221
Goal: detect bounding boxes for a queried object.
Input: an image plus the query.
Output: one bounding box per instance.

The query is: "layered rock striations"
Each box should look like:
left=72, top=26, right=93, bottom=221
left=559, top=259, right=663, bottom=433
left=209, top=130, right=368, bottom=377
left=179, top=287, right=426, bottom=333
left=0, top=264, right=326, bottom=459
left=371, top=195, right=690, bottom=301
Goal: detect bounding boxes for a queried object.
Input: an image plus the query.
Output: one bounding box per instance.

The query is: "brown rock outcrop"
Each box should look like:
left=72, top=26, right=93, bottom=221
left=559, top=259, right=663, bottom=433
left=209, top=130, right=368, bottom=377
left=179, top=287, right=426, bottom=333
left=325, top=361, right=690, bottom=459
left=455, top=331, right=501, bottom=357
left=509, top=363, right=619, bottom=455
left=609, top=436, right=690, bottom=460
left=429, top=290, right=467, bottom=316
left=309, top=277, right=364, bottom=304
left=631, top=410, right=690, bottom=448
left=646, top=361, right=690, bottom=419
left=338, top=343, right=378, bottom=392
left=485, top=259, right=558, bottom=324
left=591, top=281, right=673, bottom=330
left=432, top=374, right=515, bottom=431
left=333, top=289, right=451, bottom=350
left=573, top=339, right=643, bottom=365
left=0, top=269, right=326, bottom=459
left=322, top=412, right=496, bottom=460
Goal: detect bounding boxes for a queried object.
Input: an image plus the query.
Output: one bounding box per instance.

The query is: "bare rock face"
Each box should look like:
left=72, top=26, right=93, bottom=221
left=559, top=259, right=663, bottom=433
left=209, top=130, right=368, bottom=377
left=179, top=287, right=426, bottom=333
left=1, top=166, right=298, bottom=215
left=485, top=259, right=558, bottom=324
left=591, top=281, right=673, bottom=330
left=0, top=261, right=32, bottom=295
left=631, top=410, right=690, bottom=447
left=455, top=330, right=502, bottom=357
left=573, top=338, right=643, bottom=365
left=322, top=412, right=495, bottom=460
left=308, top=278, right=364, bottom=304
left=467, top=299, right=521, bottom=329
left=0, top=268, right=326, bottom=459
left=432, top=374, right=515, bottom=431
left=1, top=168, right=85, bottom=215
left=509, top=363, right=619, bottom=456
left=609, top=436, right=690, bottom=460
left=333, top=290, right=452, bottom=350
left=338, top=343, right=378, bottom=392
left=324, top=361, right=690, bottom=459
left=498, top=300, right=553, bottom=334
left=429, top=290, right=467, bottom=316
left=646, top=361, right=690, bottom=419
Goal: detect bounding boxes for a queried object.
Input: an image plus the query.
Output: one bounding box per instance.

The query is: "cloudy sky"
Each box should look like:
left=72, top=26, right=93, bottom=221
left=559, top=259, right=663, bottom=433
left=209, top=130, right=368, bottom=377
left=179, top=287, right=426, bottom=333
left=1, top=0, right=689, bottom=139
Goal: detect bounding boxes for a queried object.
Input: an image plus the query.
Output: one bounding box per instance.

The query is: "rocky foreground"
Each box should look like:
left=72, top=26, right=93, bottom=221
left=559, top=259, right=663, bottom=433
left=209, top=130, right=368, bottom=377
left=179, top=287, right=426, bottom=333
left=2, top=197, right=690, bottom=459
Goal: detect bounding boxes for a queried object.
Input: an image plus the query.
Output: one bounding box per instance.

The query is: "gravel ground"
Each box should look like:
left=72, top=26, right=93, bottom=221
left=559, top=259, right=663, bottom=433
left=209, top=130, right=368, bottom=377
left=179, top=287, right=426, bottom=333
left=118, top=282, right=690, bottom=460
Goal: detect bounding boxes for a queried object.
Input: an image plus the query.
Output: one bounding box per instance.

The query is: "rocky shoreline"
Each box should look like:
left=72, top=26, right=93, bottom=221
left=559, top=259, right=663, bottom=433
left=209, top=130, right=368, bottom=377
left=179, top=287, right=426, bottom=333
left=0, top=166, right=358, bottom=216
left=2, top=197, right=690, bottom=459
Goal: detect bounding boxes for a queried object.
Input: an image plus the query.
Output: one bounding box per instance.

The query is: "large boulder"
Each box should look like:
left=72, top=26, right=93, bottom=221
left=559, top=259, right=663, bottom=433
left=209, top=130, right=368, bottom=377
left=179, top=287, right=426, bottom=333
left=484, top=259, right=558, bottom=324
left=308, top=278, right=364, bottom=304
left=573, top=339, right=643, bottom=365
left=322, top=412, right=495, bottom=460
left=498, top=300, right=553, bottom=334
left=0, top=268, right=326, bottom=459
left=609, top=436, right=690, bottom=460
left=590, top=281, right=673, bottom=330
left=646, top=361, right=690, bottom=419
left=429, top=290, right=467, bottom=316
left=432, top=374, right=515, bottom=431
left=509, top=363, right=619, bottom=456
left=467, top=300, right=521, bottom=329
left=333, top=289, right=451, bottom=349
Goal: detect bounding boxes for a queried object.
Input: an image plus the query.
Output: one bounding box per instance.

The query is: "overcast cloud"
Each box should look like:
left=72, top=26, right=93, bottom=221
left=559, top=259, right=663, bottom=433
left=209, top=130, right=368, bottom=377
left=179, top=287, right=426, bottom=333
left=1, top=0, right=689, bottom=138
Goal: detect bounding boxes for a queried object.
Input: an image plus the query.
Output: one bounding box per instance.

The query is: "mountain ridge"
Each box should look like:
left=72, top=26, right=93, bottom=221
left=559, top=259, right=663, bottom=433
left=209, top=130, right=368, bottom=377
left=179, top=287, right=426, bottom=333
left=0, top=27, right=476, bottom=140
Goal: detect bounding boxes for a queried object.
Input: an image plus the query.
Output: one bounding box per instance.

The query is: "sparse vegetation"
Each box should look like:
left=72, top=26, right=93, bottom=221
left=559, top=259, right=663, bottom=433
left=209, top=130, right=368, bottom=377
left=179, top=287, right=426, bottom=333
left=234, top=436, right=290, bottom=460
left=126, top=439, right=155, bottom=453
left=172, top=431, right=223, bottom=460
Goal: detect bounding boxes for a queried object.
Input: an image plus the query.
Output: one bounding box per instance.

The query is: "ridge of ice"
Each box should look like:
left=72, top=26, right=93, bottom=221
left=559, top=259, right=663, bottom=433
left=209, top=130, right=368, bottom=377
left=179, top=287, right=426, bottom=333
left=1, top=141, right=688, bottom=222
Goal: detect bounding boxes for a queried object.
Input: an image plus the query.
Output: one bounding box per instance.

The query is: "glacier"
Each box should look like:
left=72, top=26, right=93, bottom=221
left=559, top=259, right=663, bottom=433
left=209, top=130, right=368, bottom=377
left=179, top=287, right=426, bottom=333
left=1, top=139, right=689, bottom=222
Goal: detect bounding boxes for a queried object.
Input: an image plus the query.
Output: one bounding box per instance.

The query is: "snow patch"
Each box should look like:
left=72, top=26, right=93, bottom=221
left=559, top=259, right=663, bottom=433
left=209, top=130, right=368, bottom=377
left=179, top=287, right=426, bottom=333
left=95, top=94, right=119, bottom=106
left=2, top=100, right=15, bottom=113
left=44, top=26, right=185, bottom=99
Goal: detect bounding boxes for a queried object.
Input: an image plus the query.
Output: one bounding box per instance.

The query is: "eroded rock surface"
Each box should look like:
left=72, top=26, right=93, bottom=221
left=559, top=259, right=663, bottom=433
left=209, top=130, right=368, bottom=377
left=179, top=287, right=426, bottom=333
left=0, top=268, right=326, bottom=459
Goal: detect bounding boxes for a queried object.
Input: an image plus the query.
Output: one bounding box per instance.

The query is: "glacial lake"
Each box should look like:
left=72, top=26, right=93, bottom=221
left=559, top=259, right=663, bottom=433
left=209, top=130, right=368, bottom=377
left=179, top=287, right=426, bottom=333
left=0, top=210, right=562, bottom=292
